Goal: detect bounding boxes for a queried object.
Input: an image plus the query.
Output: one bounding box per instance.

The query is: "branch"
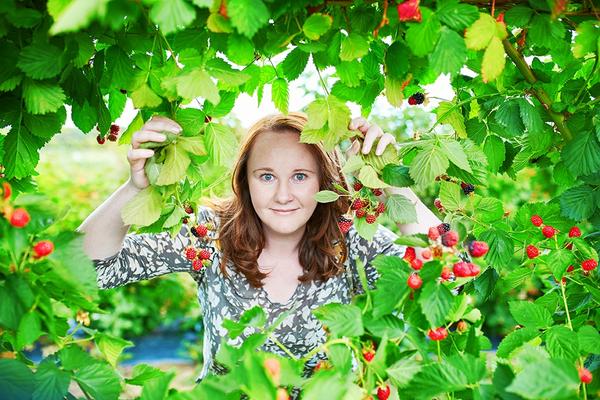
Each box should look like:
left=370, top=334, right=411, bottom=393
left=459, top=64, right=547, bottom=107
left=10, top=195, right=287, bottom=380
left=502, top=39, right=573, bottom=142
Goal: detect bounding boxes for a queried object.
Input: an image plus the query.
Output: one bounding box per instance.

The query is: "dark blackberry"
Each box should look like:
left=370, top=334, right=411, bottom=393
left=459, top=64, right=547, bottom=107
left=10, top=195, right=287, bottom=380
left=437, top=223, right=451, bottom=235
left=461, top=182, right=475, bottom=195
left=409, top=92, right=425, bottom=105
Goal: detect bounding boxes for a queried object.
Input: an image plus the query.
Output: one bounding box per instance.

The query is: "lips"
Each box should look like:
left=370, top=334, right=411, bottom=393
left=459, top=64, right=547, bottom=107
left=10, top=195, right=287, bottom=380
left=271, top=208, right=298, bottom=214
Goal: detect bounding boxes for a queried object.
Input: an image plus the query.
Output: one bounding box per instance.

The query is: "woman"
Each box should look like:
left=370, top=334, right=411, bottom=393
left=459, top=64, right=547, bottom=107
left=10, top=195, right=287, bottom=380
left=77, top=112, right=440, bottom=390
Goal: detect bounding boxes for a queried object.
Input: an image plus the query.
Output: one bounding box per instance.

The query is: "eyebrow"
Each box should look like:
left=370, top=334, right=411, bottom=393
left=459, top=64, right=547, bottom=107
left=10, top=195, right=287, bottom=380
left=252, top=167, right=315, bottom=173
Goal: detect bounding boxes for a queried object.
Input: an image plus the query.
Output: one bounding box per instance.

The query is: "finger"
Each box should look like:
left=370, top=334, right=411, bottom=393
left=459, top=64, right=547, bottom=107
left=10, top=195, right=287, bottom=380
left=131, top=131, right=167, bottom=149
left=345, top=139, right=361, bottom=157
left=145, top=116, right=183, bottom=133
left=375, top=133, right=396, bottom=156
left=349, top=117, right=370, bottom=135
left=127, top=148, right=155, bottom=163
left=361, top=124, right=384, bottom=154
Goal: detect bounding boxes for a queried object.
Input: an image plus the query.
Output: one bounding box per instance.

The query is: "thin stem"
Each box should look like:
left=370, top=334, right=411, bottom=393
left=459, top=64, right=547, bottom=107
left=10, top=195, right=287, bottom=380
left=560, top=282, right=573, bottom=330
left=269, top=333, right=297, bottom=359
left=314, top=65, right=330, bottom=96
left=436, top=340, right=442, bottom=363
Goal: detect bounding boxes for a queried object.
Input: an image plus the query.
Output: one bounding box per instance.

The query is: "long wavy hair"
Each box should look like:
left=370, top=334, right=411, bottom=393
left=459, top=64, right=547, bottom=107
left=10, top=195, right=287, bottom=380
left=206, top=112, right=352, bottom=288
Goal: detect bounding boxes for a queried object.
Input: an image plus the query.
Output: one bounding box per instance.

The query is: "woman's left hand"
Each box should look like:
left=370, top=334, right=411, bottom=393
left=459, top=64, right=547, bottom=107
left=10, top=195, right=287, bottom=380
left=346, top=117, right=396, bottom=158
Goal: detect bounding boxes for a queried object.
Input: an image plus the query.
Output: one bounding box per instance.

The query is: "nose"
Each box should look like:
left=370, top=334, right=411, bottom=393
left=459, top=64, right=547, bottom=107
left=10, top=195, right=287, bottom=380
left=274, top=179, right=294, bottom=204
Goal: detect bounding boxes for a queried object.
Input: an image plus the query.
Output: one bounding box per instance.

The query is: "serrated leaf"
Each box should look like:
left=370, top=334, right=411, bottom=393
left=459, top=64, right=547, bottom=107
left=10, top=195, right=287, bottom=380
left=505, top=5, right=533, bottom=26
left=358, top=165, right=389, bottom=189
left=496, top=327, right=539, bottom=359
left=303, top=13, right=332, bottom=40
left=226, top=34, right=255, bottom=65
left=177, top=136, right=206, bottom=156
left=436, top=102, right=466, bottom=138
left=409, top=144, right=449, bottom=187
left=573, top=21, right=600, bottom=58
left=439, top=181, right=462, bottom=211
left=386, top=194, right=417, bottom=224
left=271, top=77, right=288, bottom=114
left=474, top=197, right=504, bottom=223
left=96, top=333, right=134, bottom=368
left=149, top=0, right=195, bottom=35
left=336, top=60, right=364, bottom=88
left=340, top=33, right=369, bottom=61
left=545, top=326, right=579, bottom=362
left=385, top=41, right=410, bottom=79
left=387, top=358, right=422, bottom=388
left=49, top=0, right=107, bottom=35
left=175, top=69, right=220, bottom=104
left=281, top=47, right=309, bottom=81
left=509, top=301, right=553, bottom=329
left=506, top=359, right=578, bottom=400
left=406, top=8, right=441, bottom=57
left=436, top=1, right=479, bottom=30
left=22, top=79, right=66, bottom=115
left=559, top=184, right=596, bottom=221
left=228, top=0, right=269, bottom=38
left=314, top=190, right=340, bottom=203
left=74, top=363, right=121, bottom=400
left=394, top=234, right=429, bottom=248
left=3, top=125, right=44, bottom=179
left=440, top=139, right=471, bottom=172
left=578, top=325, right=600, bottom=354
left=562, top=131, right=600, bottom=178
left=465, top=13, right=497, bottom=50
left=156, top=142, right=191, bottom=185
left=384, top=77, right=404, bottom=107
left=483, top=135, right=505, bottom=173
left=17, top=43, right=63, bottom=79
left=121, top=186, right=163, bottom=227
left=481, top=36, right=505, bottom=83
left=33, top=359, right=70, bottom=400
left=313, top=303, right=364, bottom=337
left=204, top=122, right=237, bottom=168
left=419, top=282, right=453, bottom=327
left=131, top=83, right=162, bottom=109
left=23, top=107, right=66, bottom=139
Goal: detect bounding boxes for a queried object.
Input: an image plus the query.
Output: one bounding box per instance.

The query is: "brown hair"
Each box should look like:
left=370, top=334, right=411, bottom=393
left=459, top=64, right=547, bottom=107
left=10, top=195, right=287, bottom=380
left=206, top=112, right=351, bottom=288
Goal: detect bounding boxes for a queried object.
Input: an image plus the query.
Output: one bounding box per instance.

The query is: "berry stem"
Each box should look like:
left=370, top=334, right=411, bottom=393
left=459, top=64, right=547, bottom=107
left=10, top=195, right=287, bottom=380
left=268, top=333, right=297, bottom=359
left=560, top=281, right=573, bottom=331
left=436, top=340, right=442, bottom=363
left=314, top=65, right=330, bottom=97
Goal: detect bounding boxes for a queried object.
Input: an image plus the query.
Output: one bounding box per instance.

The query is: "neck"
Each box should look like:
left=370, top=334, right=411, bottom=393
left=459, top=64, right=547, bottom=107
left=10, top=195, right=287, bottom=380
left=262, top=226, right=305, bottom=257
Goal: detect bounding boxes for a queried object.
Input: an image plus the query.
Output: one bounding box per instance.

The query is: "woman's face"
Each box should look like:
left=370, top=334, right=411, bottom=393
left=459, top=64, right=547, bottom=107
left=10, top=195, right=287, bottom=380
left=246, top=130, right=321, bottom=239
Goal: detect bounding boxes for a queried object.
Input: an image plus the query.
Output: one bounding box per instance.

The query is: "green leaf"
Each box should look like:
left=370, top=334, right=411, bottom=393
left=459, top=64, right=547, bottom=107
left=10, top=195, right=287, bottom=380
left=481, top=36, right=505, bottom=83
left=507, top=359, right=579, bottom=400
left=341, top=154, right=364, bottom=174
left=16, top=312, right=42, bottom=349
left=386, top=194, right=417, bottom=224
left=496, top=327, right=539, bottom=359
left=505, top=5, right=533, bottom=26
left=17, top=43, right=63, bottom=79
left=303, top=13, right=332, bottom=40
left=385, top=41, right=410, bottom=79
left=175, top=69, right=220, bottom=104
left=281, top=47, right=309, bottom=81
left=406, top=9, right=441, bottom=57
left=578, top=325, right=600, bottom=354
left=139, top=371, right=174, bottom=400
left=59, top=345, right=95, bottom=371
left=34, top=358, right=71, bottom=400
left=22, top=79, right=66, bottom=115
left=314, top=190, right=340, bottom=203
left=387, top=358, right=422, bottom=388
left=177, top=136, right=206, bottom=156
left=131, top=83, right=163, bottom=109
left=436, top=1, right=479, bottom=30
left=206, top=13, right=233, bottom=33
left=439, top=181, right=462, bottom=211
left=479, top=228, right=514, bottom=269
left=222, top=306, right=266, bottom=339
left=436, top=102, right=466, bottom=138
left=508, top=301, right=553, bottom=329
left=429, top=27, right=467, bottom=76
left=204, top=122, right=238, bottom=168
left=313, top=303, right=364, bottom=337
left=528, top=14, right=566, bottom=50
left=545, top=248, right=574, bottom=280
left=419, top=282, right=453, bottom=327
left=562, top=131, right=600, bottom=178
left=149, top=0, right=195, bottom=35
left=3, top=124, right=45, bottom=179
left=381, top=164, right=414, bottom=187
left=518, top=99, right=544, bottom=135
left=371, top=256, right=410, bottom=318
left=340, top=33, right=369, bottom=61
left=409, top=144, right=449, bottom=187
left=559, top=184, right=596, bottom=221
left=573, top=21, right=600, bottom=58
left=271, top=78, right=288, bottom=114
left=96, top=333, right=134, bottom=368
left=465, top=13, right=496, bottom=50
left=474, top=197, right=504, bottom=223
left=354, top=214, right=379, bottom=241
left=300, top=95, right=352, bottom=150
left=228, top=0, right=269, bottom=38
left=119, top=111, right=144, bottom=145
left=483, top=135, right=505, bottom=173
left=0, top=359, right=35, bottom=399
left=121, top=186, right=163, bottom=227
left=226, top=34, right=255, bottom=65
left=336, top=61, right=364, bottom=88
left=545, top=326, right=579, bottom=363
left=49, top=0, right=107, bottom=35
left=126, top=364, right=167, bottom=386
left=358, top=165, right=389, bottom=189
left=74, top=363, right=121, bottom=400
left=155, top=142, right=190, bottom=185
left=440, top=139, right=471, bottom=172
left=394, top=234, right=429, bottom=248
left=203, top=91, right=236, bottom=119
left=402, top=359, right=469, bottom=398
left=384, top=77, right=404, bottom=107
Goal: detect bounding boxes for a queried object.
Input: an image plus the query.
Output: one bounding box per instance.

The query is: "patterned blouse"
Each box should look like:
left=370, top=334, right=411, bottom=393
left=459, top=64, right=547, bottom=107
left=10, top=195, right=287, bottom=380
left=92, top=206, right=406, bottom=386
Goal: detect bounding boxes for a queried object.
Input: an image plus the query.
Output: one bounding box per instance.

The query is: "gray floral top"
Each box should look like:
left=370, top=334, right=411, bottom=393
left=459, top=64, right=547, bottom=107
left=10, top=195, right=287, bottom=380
left=92, top=206, right=405, bottom=385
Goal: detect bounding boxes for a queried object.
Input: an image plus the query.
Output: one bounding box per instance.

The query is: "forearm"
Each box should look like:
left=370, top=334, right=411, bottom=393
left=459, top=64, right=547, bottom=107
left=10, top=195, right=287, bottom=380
left=383, top=186, right=442, bottom=235
left=76, top=178, right=141, bottom=260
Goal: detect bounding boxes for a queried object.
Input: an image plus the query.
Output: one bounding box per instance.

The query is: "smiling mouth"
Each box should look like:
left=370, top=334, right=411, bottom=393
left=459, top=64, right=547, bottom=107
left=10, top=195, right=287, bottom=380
left=271, top=209, right=298, bottom=213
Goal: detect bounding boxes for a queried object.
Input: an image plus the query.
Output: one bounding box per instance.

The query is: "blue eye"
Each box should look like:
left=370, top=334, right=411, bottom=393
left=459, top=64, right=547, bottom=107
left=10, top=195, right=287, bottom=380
left=294, top=173, right=307, bottom=182
left=260, top=173, right=274, bottom=182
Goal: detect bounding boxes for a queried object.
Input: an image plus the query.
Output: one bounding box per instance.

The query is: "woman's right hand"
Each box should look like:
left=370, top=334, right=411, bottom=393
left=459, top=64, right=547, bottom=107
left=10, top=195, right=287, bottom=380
left=127, top=116, right=182, bottom=190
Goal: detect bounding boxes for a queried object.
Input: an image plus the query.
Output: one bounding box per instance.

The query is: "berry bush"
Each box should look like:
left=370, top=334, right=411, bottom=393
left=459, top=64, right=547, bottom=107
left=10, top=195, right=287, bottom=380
left=1, top=0, right=600, bottom=399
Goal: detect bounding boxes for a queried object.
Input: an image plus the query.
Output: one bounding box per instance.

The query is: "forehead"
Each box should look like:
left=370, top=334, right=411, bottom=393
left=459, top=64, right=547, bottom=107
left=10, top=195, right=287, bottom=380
left=247, top=130, right=318, bottom=170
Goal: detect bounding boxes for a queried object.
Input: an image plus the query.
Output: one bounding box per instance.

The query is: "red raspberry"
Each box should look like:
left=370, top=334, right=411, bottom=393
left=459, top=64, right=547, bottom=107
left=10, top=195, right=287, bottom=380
left=457, top=320, right=468, bottom=333
left=441, top=231, right=459, bottom=247
left=434, top=198, right=444, bottom=212
left=542, top=225, right=556, bottom=238
left=195, top=224, right=208, bottom=237
left=567, top=265, right=575, bottom=273
left=182, top=217, right=189, bottom=224
left=410, top=258, right=423, bottom=270
left=440, top=267, right=452, bottom=280
left=2, top=182, right=11, bottom=200
left=192, top=259, right=203, bottom=271
left=185, top=247, right=197, bottom=261
left=427, top=327, right=448, bottom=341
left=453, top=261, right=470, bottom=277
left=107, top=133, right=118, bottom=142
left=578, top=367, right=593, bottom=384
left=496, top=12, right=505, bottom=23
left=421, top=249, right=432, bottom=260
left=362, top=350, right=375, bottom=362
left=96, top=135, right=106, bottom=145
left=531, top=215, right=543, bottom=227
left=467, top=263, right=480, bottom=276
left=110, top=124, right=120, bottom=133
left=437, top=223, right=451, bottom=235
left=33, top=240, right=54, bottom=258
left=582, top=259, right=598, bottom=271
left=568, top=226, right=581, bottom=238
left=10, top=208, right=30, bottom=228
left=372, top=188, right=383, bottom=196
left=468, top=241, right=489, bottom=258
left=353, top=182, right=363, bottom=191
left=351, top=199, right=365, bottom=210
left=407, top=273, right=422, bottom=289
left=526, top=245, right=539, bottom=259
left=199, top=249, right=211, bottom=260
left=403, top=247, right=416, bottom=262
left=184, top=204, right=194, bottom=214
left=365, top=214, right=377, bottom=224
left=337, top=218, right=353, bottom=234
left=355, top=209, right=366, bottom=218
left=376, top=202, right=386, bottom=214
left=428, top=226, right=440, bottom=241
left=377, top=385, right=391, bottom=400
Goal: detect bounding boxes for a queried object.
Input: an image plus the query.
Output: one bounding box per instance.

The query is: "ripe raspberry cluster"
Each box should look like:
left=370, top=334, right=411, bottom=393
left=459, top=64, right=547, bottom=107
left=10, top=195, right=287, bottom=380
left=347, top=180, right=386, bottom=226
left=408, top=92, right=425, bottom=105
left=96, top=124, right=120, bottom=145
left=526, top=215, right=597, bottom=275
left=186, top=222, right=216, bottom=271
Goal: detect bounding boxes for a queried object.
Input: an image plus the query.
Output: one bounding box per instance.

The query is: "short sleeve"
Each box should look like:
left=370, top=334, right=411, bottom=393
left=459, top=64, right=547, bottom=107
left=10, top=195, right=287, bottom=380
left=345, top=224, right=406, bottom=296
left=93, top=205, right=219, bottom=289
